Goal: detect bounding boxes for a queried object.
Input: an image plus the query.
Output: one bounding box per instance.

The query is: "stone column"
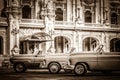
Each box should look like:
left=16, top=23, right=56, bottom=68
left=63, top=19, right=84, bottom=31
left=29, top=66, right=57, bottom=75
left=6, top=0, right=20, bottom=55
left=67, top=0, right=72, bottom=22
left=41, top=0, right=55, bottom=53
left=46, top=0, right=55, bottom=53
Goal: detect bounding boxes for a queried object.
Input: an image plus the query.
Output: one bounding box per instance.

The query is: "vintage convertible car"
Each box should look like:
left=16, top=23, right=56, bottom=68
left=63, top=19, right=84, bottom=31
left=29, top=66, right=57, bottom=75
left=9, top=38, right=71, bottom=73
left=10, top=53, right=69, bottom=73
left=66, top=45, right=120, bottom=75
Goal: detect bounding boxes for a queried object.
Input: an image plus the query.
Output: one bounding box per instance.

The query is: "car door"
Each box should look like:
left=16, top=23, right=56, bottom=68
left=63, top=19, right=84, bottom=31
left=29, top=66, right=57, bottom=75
left=34, top=54, right=45, bottom=63
left=33, top=54, right=45, bottom=68
left=97, top=52, right=120, bottom=70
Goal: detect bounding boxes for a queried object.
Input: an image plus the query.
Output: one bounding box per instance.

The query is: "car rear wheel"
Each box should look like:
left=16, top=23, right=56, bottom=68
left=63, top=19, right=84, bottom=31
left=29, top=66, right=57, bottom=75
left=74, top=63, right=87, bottom=76
left=48, top=63, right=61, bottom=74
left=14, top=63, right=26, bottom=73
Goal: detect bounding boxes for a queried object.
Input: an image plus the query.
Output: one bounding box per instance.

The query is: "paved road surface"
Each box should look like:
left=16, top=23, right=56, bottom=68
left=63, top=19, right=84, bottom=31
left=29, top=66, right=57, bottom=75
left=0, top=69, right=120, bottom=80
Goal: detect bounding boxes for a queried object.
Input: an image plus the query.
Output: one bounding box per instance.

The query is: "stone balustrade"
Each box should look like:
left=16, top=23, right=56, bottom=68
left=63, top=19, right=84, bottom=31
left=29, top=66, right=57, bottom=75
left=0, top=18, right=120, bottom=31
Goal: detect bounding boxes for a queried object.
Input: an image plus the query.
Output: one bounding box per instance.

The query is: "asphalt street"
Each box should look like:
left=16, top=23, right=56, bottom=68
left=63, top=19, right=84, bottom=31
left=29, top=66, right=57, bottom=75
left=0, top=69, right=120, bottom=80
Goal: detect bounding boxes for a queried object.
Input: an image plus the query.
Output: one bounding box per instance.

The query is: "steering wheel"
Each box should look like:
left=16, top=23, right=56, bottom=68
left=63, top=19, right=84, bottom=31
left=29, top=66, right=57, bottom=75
left=96, top=45, right=104, bottom=53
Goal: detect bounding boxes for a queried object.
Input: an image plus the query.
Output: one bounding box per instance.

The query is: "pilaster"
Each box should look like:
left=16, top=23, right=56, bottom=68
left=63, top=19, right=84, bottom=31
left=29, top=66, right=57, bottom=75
left=6, top=0, right=20, bottom=55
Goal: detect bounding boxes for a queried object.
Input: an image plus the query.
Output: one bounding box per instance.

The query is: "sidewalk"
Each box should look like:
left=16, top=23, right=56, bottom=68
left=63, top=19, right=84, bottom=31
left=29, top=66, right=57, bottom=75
left=0, top=56, right=13, bottom=72
left=0, top=66, right=13, bottom=73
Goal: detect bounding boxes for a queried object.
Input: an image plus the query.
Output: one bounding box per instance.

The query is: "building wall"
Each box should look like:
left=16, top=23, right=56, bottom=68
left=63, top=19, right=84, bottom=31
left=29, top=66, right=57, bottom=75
left=0, top=0, right=120, bottom=55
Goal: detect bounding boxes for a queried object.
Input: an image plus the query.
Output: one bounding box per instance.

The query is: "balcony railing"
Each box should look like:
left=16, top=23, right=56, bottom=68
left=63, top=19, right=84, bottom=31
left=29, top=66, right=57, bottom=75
left=55, top=21, right=74, bottom=27
left=19, top=19, right=105, bottom=29
left=76, top=23, right=103, bottom=27
left=20, top=19, right=44, bottom=28
left=111, top=24, right=120, bottom=28
left=19, top=19, right=120, bottom=30
left=0, top=18, right=120, bottom=32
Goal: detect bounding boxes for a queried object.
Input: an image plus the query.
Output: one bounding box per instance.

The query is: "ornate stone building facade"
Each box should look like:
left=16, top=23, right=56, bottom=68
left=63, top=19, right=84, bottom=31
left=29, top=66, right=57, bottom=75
left=0, top=0, right=120, bottom=55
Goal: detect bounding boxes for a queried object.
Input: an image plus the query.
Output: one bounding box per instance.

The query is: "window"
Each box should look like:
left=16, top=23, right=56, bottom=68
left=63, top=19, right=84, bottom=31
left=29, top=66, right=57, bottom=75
left=111, top=13, right=118, bottom=24
left=55, top=8, right=63, bottom=21
left=85, top=11, right=92, bottom=23
left=110, top=38, right=120, bottom=52
left=54, top=36, right=69, bottom=53
left=83, top=37, right=98, bottom=51
left=0, top=36, right=3, bottom=55
left=1, top=0, right=7, bottom=17
left=22, top=5, right=31, bottom=19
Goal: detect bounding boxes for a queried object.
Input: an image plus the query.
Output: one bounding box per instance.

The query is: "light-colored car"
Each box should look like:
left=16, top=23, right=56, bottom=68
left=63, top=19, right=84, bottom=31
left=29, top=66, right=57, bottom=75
left=10, top=52, right=70, bottom=73
left=66, top=45, right=120, bottom=75
left=9, top=38, right=72, bottom=73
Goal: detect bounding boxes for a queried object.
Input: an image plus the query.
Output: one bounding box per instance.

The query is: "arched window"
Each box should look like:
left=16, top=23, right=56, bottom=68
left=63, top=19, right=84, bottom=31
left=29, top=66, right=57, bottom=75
left=110, top=38, right=120, bottom=52
left=83, top=37, right=99, bottom=51
left=54, top=36, right=70, bottom=53
left=0, top=36, right=3, bottom=55
left=55, top=8, right=63, bottom=21
left=22, top=5, right=31, bottom=19
left=111, top=13, right=117, bottom=24
left=85, top=11, right=92, bottom=23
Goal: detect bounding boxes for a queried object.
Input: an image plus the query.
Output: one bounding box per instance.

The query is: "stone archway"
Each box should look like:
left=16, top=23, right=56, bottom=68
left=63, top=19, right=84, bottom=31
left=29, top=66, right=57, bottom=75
left=54, top=36, right=70, bottom=53
left=83, top=37, right=99, bottom=51
left=110, top=38, right=120, bottom=52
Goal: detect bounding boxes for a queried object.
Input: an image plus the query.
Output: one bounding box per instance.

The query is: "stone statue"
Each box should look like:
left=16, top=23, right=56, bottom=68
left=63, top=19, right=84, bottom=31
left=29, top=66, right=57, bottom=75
left=47, top=0, right=53, bottom=13
left=12, top=0, right=19, bottom=6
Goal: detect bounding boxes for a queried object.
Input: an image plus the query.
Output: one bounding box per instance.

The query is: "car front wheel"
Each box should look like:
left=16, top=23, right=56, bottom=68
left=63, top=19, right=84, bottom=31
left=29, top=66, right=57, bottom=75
left=14, top=63, right=26, bottom=73
left=74, top=63, right=87, bottom=76
left=48, top=63, right=61, bottom=74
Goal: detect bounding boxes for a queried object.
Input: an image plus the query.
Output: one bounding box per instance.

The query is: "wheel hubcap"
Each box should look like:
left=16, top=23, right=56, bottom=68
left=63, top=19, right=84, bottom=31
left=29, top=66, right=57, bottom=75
left=75, top=65, right=84, bottom=74
left=50, top=65, right=58, bottom=73
left=16, top=64, right=23, bottom=72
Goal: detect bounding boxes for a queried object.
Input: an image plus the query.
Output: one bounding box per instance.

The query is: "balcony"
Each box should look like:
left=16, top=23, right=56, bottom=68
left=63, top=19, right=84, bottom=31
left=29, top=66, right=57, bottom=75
left=55, top=21, right=74, bottom=28
left=20, top=19, right=103, bottom=28
left=19, top=19, right=120, bottom=32
left=111, top=24, right=120, bottom=28
left=20, top=19, right=44, bottom=28
left=0, top=18, right=120, bottom=32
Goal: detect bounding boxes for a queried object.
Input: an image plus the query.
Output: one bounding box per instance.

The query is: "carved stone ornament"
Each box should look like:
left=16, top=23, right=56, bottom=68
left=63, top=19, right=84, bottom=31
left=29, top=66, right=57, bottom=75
left=0, top=31, right=6, bottom=36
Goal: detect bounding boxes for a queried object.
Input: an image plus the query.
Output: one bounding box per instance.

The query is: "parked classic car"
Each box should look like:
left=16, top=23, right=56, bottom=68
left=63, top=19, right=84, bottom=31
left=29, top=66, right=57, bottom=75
left=10, top=53, right=70, bottom=73
left=9, top=39, right=71, bottom=73
left=66, top=45, right=120, bottom=75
